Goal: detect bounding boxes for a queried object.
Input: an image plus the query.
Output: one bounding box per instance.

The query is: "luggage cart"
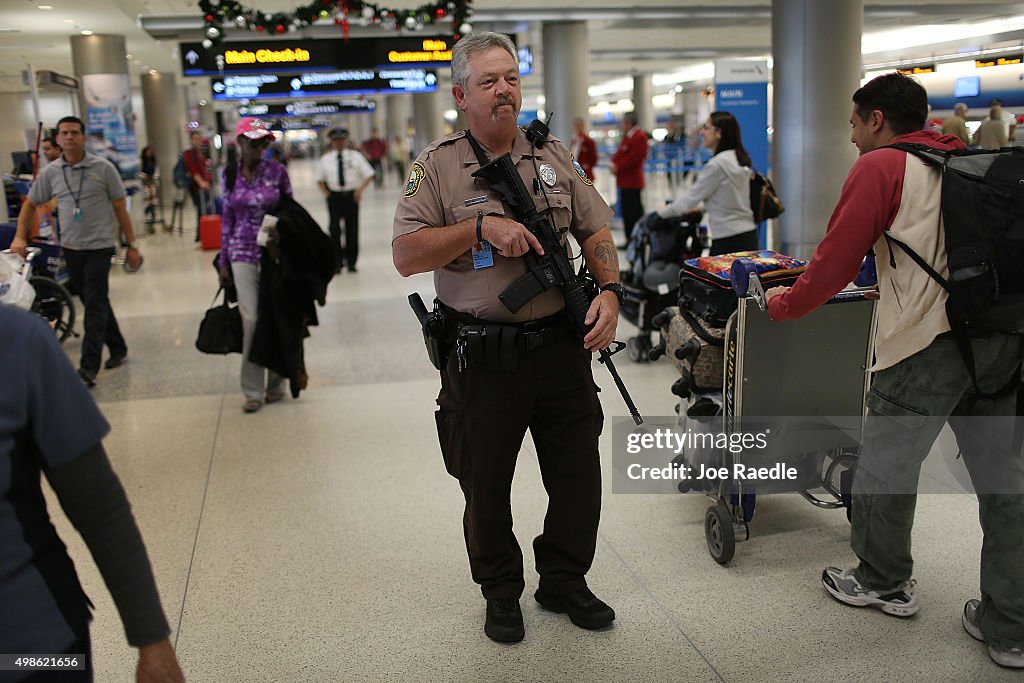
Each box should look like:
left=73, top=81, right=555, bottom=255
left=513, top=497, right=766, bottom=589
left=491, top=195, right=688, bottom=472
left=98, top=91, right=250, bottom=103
left=681, top=285, right=877, bottom=564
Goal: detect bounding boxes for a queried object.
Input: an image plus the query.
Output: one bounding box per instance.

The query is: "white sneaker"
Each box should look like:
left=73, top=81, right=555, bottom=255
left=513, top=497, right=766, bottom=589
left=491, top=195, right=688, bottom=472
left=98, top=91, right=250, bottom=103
left=821, top=566, right=919, bottom=617
left=963, top=599, right=1024, bottom=669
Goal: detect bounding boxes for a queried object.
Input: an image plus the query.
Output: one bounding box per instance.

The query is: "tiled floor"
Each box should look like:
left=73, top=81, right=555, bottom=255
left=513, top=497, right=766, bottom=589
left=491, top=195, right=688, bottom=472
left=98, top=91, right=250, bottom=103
left=43, top=159, right=1018, bottom=682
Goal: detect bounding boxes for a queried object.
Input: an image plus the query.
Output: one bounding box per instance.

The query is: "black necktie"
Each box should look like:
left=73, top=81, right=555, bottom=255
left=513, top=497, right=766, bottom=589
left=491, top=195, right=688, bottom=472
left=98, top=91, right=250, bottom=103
left=337, top=152, right=346, bottom=189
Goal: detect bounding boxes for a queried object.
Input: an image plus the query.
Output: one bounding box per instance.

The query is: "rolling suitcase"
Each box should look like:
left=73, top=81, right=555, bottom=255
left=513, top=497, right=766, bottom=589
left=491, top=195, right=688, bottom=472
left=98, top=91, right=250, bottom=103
left=662, top=306, right=727, bottom=392
left=199, top=192, right=221, bottom=250
left=679, top=250, right=808, bottom=327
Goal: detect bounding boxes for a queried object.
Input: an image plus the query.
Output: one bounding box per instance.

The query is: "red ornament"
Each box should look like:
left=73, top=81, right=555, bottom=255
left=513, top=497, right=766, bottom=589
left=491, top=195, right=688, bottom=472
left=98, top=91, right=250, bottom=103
left=205, top=14, right=214, bottom=22
left=256, top=24, right=265, bottom=32
left=341, top=18, right=350, bottom=39
left=435, top=7, right=446, bottom=18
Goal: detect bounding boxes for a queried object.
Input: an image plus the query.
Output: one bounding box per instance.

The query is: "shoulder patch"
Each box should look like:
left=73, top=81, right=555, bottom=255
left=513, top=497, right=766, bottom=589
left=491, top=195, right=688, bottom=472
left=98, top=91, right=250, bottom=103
left=573, top=158, right=593, bottom=186
left=404, top=162, right=427, bottom=198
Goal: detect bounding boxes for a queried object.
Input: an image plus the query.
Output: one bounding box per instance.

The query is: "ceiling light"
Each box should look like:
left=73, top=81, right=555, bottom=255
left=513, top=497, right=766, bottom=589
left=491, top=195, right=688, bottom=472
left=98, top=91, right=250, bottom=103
left=38, top=5, right=54, bottom=9
left=80, top=29, right=93, bottom=35
left=125, top=53, right=132, bottom=59
left=62, top=19, right=74, bottom=23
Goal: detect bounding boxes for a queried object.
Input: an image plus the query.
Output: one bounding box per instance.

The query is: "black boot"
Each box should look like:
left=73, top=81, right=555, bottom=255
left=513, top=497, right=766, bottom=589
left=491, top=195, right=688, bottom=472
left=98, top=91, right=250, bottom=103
left=484, top=598, right=524, bottom=643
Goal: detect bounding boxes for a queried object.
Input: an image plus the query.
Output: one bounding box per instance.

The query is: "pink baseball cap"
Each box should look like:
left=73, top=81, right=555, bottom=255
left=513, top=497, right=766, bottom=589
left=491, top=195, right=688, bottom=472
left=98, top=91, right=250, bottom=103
left=234, top=117, right=276, bottom=141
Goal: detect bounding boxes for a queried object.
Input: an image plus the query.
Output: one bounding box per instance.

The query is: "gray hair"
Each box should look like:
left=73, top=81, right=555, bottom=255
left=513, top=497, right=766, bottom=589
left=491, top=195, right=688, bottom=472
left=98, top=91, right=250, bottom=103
left=451, top=32, right=517, bottom=90
left=954, top=102, right=967, bottom=115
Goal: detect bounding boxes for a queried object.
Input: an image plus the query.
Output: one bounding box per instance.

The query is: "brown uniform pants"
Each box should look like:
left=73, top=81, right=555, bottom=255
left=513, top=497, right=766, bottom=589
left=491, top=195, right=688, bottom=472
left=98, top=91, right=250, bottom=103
left=435, top=330, right=604, bottom=600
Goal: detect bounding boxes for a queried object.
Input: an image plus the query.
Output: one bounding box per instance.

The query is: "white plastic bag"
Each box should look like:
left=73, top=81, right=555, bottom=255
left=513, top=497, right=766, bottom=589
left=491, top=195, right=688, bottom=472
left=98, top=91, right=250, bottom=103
left=0, top=251, right=35, bottom=310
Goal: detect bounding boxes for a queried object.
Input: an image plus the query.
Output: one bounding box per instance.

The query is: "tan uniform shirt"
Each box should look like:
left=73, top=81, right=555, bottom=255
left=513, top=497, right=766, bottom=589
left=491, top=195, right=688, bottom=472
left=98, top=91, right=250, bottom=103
left=393, top=128, right=613, bottom=322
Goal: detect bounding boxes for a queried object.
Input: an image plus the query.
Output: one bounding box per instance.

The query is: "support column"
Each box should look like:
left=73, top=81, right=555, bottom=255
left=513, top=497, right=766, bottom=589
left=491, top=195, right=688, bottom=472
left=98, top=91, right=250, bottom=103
left=772, top=0, right=863, bottom=257
left=412, top=90, right=445, bottom=158
left=140, top=72, right=181, bottom=209
left=354, top=108, right=371, bottom=144
left=70, top=33, right=139, bottom=177
left=386, top=94, right=410, bottom=143
left=633, top=74, right=654, bottom=132
left=178, top=85, right=191, bottom=135
left=387, top=93, right=411, bottom=175
left=198, top=100, right=216, bottom=135
left=371, top=100, right=386, bottom=137
left=681, top=87, right=709, bottom=139
left=542, top=21, right=589, bottom=144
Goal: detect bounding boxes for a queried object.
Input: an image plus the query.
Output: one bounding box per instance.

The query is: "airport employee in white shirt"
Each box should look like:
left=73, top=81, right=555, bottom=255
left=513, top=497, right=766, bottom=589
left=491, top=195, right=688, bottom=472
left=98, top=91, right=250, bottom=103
left=316, top=127, right=375, bottom=273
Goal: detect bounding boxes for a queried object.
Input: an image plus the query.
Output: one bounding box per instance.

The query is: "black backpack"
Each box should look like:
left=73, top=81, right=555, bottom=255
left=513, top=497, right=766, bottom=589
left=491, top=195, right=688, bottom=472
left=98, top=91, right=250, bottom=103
left=883, top=143, right=1024, bottom=391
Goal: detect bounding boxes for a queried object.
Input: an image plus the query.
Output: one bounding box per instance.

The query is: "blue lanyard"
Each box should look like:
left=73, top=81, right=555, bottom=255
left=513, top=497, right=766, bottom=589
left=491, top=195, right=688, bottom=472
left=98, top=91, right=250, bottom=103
left=61, top=163, right=86, bottom=211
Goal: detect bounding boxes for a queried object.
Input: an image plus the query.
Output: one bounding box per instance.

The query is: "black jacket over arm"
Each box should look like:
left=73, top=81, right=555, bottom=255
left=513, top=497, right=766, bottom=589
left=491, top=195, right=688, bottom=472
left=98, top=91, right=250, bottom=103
left=249, top=197, right=335, bottom=397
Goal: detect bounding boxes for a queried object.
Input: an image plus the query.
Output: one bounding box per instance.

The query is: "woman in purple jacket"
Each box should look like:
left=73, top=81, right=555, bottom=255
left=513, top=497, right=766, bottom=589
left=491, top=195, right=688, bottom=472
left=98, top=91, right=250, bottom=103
left=218, top=118, right=293, bottom=413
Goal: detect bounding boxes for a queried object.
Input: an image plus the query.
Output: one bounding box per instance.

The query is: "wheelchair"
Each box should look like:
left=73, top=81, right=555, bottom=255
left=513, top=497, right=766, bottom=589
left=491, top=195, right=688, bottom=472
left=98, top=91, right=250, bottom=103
left=26, top=245, right=77, bottom=344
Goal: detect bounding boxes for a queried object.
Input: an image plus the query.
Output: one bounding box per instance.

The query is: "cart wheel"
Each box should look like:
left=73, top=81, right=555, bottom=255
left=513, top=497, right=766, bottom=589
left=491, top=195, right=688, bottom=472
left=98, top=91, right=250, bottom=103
left=626, top=336, right=649, bottom=363
left=705, top=503, right=735, bottom=564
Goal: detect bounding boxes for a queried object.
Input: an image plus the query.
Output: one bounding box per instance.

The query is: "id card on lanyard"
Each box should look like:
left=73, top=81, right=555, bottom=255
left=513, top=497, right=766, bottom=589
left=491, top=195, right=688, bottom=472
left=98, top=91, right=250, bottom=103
left=62, top=164, right=86, bottom=221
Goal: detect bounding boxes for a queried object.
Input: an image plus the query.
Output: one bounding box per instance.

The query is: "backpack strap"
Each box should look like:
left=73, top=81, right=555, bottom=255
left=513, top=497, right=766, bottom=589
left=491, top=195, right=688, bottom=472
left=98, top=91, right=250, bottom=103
left=884, top=230, right=990, bottom=397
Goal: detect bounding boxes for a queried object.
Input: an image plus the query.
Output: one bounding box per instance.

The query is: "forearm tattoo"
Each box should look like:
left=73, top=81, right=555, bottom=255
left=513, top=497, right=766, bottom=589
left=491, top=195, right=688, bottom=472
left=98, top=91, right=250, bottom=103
left=593, top=239, right=619, bottom=280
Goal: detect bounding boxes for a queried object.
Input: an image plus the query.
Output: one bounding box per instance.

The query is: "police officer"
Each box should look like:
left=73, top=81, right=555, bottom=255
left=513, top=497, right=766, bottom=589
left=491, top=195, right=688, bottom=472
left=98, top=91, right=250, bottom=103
left=393, top=32, right=623, bottom=644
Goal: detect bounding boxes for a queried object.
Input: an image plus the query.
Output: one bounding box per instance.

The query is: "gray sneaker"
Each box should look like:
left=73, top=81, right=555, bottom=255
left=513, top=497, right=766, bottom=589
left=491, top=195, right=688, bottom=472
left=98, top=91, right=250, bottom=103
left=962, top=599, right=1024, bottom=669
left=821, top=566, right=919, bottom=617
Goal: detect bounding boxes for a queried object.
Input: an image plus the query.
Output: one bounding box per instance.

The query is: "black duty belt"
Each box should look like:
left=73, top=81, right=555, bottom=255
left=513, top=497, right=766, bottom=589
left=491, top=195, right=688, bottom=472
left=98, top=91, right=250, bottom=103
left=436, top=300, right=570, bottom=371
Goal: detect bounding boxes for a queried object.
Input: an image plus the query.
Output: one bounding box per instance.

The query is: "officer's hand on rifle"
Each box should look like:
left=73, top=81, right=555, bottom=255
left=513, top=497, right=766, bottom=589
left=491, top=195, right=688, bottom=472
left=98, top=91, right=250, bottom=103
left=480, top=215, right=545, bottom=258
left=583, top=290, right=619, bottom=352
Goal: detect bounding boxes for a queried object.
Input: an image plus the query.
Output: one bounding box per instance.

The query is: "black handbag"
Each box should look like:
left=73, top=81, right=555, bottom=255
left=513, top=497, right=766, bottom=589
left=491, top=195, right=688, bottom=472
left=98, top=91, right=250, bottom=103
left=196, top=286, right=242, bottom=354
left=750, top=170, right=785, bottom=223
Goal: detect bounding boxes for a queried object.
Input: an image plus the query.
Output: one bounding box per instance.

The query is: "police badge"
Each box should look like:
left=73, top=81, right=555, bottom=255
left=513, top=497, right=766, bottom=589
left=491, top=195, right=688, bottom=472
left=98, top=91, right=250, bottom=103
left=538, top=163, right=557, bottom=187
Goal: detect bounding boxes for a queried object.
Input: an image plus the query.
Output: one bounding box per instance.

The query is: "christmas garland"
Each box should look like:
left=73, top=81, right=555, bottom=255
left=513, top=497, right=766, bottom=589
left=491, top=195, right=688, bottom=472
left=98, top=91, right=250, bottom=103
left=197, top=0, right=473, bottom=46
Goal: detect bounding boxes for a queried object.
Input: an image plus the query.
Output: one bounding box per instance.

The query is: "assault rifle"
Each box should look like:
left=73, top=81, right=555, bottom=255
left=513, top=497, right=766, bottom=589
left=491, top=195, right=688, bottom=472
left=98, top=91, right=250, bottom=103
left=469, top=125, right=643, bottom=425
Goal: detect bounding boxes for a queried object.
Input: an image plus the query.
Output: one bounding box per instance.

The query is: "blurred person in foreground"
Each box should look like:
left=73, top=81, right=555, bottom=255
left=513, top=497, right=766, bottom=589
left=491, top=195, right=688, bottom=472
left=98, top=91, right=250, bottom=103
left=0, top=304, right=184, bottom=682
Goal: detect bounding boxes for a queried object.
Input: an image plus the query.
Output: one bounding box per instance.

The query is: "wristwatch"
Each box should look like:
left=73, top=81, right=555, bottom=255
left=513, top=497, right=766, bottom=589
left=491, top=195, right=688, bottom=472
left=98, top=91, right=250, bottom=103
left=600, top=282, right=625, bottom=305
left=126, top=242, right=138, bottom=250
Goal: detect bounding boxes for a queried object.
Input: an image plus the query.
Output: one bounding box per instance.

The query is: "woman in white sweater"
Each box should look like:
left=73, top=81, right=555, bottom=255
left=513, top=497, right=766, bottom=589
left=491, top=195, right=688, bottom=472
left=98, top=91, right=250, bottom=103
left=657, top=111, right=757, bottom=254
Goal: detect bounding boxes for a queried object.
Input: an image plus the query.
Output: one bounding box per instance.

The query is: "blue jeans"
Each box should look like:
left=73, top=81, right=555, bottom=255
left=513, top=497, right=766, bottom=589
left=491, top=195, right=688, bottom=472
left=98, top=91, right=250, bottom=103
left=852, top=332, right=1024, bottom=648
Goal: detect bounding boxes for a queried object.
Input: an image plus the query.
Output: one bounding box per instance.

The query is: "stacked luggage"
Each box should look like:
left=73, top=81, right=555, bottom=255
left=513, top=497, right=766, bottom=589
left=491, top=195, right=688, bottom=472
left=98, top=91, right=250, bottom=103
left=620, top=211, right=707, bottom=361
left=652, top=250, right=808, bottom=413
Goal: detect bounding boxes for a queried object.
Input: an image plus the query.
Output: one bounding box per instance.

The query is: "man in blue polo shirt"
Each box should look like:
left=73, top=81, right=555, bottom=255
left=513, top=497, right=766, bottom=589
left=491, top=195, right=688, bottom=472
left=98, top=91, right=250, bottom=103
left=11, top=116, right=143, bottom=387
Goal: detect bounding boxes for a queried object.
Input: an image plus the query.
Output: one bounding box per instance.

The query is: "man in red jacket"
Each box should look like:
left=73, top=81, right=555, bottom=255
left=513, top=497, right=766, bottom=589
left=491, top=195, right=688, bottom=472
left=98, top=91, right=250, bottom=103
left=183, top=131, right=212, bottom=243
left=571, top=117, right=598, bottom=183
left=610, top=111, right=647, bottom=245
left=766, top=72, right=1023, bottom=669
